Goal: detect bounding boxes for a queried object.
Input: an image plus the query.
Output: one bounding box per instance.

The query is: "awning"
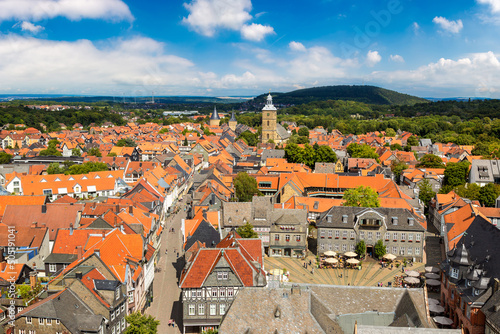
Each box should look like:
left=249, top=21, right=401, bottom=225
left=57, top=188, right=68, bottom=194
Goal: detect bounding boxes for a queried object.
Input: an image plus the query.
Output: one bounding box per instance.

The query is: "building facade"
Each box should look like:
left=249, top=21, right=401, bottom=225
left=316, top=206, right=426, bottom=261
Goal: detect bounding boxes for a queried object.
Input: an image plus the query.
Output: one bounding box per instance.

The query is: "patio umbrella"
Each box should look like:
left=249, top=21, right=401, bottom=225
left=324, top=258, right=338, bottom=264
left=346, top=258, right=360, bottom=264
left=383, top=253, right=397, bottom=261
left=404, top=276, right=420, bottom=284
left=428, top=298, right=440, bottom=305
left=433, top=316, right=453, bottom=326
left=425, top=266, right=440, bottom=273
left=270, top=269, right=283, bottom=276
left=425, top=273, right=440, bottom=279
left=429, top=304, right=445, bottom=314
left=324, top=251, right=337, bottom=257
left=405, top=270, right=420, bottom=277
left=426, top=279, right=441, bottom=286
left=344, top=251, right=357, bottom=258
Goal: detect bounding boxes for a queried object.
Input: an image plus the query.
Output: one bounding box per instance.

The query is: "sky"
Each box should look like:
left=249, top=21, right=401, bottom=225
left=1, top=0, right=500, bottom=98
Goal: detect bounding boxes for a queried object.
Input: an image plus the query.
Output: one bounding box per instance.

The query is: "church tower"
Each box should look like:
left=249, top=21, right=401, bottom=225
left=261, top=93, right=277, bottom=144
left=228, top=111, right=237, bottom=131
left=209, top=106, right=221, bottom=127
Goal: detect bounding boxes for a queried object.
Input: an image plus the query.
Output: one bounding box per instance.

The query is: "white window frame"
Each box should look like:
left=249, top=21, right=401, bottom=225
left=49, top=264, right=57, bottom=273
left=198, top=304, right=205, bottom=315
left=26, top=317, right=32, bottom=324
left=210, top=304, right=216, bottom=315
left=188, top=304, right=195, bottom=316
left=219, top=304, right=226, bottom=315
left=416, top=234, right=421, bottom=242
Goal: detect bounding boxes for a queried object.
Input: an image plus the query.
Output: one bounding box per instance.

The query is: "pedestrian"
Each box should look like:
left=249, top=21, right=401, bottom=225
left=165, top=249, right=167, bottom=255
left=177, top=252, right=179, bottom=258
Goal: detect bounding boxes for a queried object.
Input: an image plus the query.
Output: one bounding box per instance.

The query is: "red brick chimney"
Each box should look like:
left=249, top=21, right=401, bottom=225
left=76, top=245, right=83, bottom=260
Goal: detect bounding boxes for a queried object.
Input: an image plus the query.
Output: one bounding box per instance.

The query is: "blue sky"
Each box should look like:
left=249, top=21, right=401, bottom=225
left=1, top=0, right=500, bottom=98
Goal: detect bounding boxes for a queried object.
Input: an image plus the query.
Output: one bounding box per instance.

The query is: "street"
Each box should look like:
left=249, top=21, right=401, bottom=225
left=146, top=203, right=187, bottom=334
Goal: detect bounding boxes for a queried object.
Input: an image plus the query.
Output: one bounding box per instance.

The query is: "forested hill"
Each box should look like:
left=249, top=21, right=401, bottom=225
left=252, top=85, right=429, bottom=106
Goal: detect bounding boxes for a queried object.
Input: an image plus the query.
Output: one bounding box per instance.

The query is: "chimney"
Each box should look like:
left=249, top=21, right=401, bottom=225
left=69, top=223, right=73, bottom=235
left=114, top=216, right=117, bottom=226
left=129, top=206, right=133, bottom=215
left=75, top=271, right=83, bottom=280
left=41, top=204, right=46, bottom=214
left=116, top=204, right=120, bottom=213
left=0, top=247, right=4, bottom=263
left=101, top=231, right=106, bottom=241
left=29, top=271, right=37, bottom=288
left=94, top=248, right=100, bottom=258
left=76, top=245, right=83, bottom=260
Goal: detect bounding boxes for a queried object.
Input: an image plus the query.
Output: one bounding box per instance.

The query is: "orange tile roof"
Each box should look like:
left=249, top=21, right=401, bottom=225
left=0, top=195, right=47, bottom=218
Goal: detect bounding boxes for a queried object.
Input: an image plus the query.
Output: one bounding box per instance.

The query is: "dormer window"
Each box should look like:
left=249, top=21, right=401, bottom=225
left=450, top=267, right=459, bottom=279
left=474, top=288, right=481, bottom=296
left=327, top=215, right=332, bottom=223
left=115, top=287, right=120, bottom=300
left=408, top=218, right=414, bottom=226
left=342, top=215, right=348, bottom=223
left=392, top=217, right=398, bottom=225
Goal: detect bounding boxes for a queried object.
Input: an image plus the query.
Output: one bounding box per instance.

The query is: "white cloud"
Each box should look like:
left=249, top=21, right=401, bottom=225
left=366, top=50, right=381, bottom=67
left=182, top=0, right=252, bottom=36
left=0, top=0, right=133, bottom=22
left=389, top=54, right=405, bottom=63
left=241, top=23, right=274, bottom=41
left=0, top=35, right=196, bottom=95
left=433, top=16, right=463, bottom=34
left=412, top=22, right=420, bottom=34
left=477, top=0, right=500, bottom=13
left=20, top=21, right=44, bottom=33
left=289, top=41, right=306, bottom=52
left=369, top=51, right=500, bottom=97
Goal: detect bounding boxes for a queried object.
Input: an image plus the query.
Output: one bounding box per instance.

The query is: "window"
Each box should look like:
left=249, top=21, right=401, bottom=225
left=401, top=233, right=406, bottom=241
left=220, top=289, right=225, bottom=297
left=228, top=288, right=234, bottom=297
left=43, top=189, right=52, bottom=197
left=334, top=244, right=339, bottom=251
left=122, top=318, right=126, bottom=330
left=408, top=247, right=413, bottom=255
left=330, top=230, right=335, bottom=238
left=385, top=232, right=390, bottom=240
left=17, top=307, right=23, bottom=313
left=408, top=233, right=413, bottom=242
left=39, top=318, right=44, bottom=325
left=19, top=330, right=26, bottom=334
left=112, top=327, right=115, bottom=334
left=275, top=234, right=280, bottom=241
left=342, top=244, right=347, bottom=251
left=392, top=246, right=397, bottom=254
left=360, top=231, right=365, bottom=239
left=116, top=307, right=120, bottom=316
left=350, top=231, right=355, bottom=239
left=128, top=291, right=134, bottom=303
left=115, top=288, right=120, bottom=300
left=376, top=232, right=381, bottom=240
left=111, top=311, right=115, bottom=321
left=210, top=304, right=217, bottom=315
left=416, top=234, right=421, bottom=242
left=198, top=304, right=205, bottom=315
left=328, top=244, right=333, bottom=250
left=320, top=230, right=325, bottom=238
left=26, top=317, right=32, bottom=324
left=49, top=264, right=57, bottom=272
left=295, top=235, right=301, bottom=242
left=450, top=268, right=459, bottom=279
left=46, top=318, right=52, bottom=325
left=342, top=231, right=347, bottom=239
left=400, top=247, right=405, bottom=255
left=121, top=304, right=125, bottom=312
left=415, top=247, right=420, bottom=255
left=212, top=289, right=217, bottom=297
left=218, top=272, right=228, bottom=280
left=367, top=232, right=373, bottom=240
left=56, top=319, right=60, bottom=325
left=393, top=233, right=398, bottom=240
left=285, top=235, right=290, bottom=242
left=220, top=304, right=226, bottom=315
left=28, top=331, right=35, bottom=334
left=188, top=304, right=195, bottom=316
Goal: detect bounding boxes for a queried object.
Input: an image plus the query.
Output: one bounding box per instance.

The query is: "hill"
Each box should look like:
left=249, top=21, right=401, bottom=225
left=252, top=85, right=429, bottom=106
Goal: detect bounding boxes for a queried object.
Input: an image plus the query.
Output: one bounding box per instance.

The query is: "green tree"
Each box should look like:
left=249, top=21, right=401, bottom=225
left=284, top=143, right=303, bottom=163
left=391, top=161, right=408, bottom=184
left=47, top=163, right=64, bottom=174
left=385, top=128, right=396, bottom=137
left=107, top=152, right=117, bottom=157
left=234, top=172, right=262, bottom=202
left=39, top=140, right=62, bottom=156
left=407, top=136, right=419, bottom=147
left=418, top=179, right=436, bottom=208
left=298, top=127, right=310, bottom=137
left=355, top=240, right=366, bottom=257
left=116, top=138, right=136, bottom=147
left=454, top=183, right=481, bottom=200
left=71, top=147, right=81, bottom=157
left=444, top=161, right=470, bottom=187
left=87, top=147, right=102, bottom=157
left=124, top=312, right=159, bottom=334
left=374, top=240, right=387, bottom=259
left=417, top=154, right=444, bottom=168
left=183, top=137, right=189, bottom=146
left=314, top=145, right=337, bottom=164
left=0, top=152, right=13, bottom=164
left=236, top=130, right=259, bottom=147
left=66, top=161, right=109, bottom=175
left=158, top=127, right=169, bottom=134
left=479, top=183, right=500, bottom=207
left=343, top=186, right=380, bottom=207
left=236, top=222, right=259, bottom=238
left=301, top=144, right=316, bottom=168
left=390, top=143, right=403, bottom=151
left=346, top=143, right=379, bottom=159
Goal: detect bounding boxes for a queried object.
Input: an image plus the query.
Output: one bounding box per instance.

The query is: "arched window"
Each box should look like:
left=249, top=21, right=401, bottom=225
left=267, top=121, right=269, bottom=126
